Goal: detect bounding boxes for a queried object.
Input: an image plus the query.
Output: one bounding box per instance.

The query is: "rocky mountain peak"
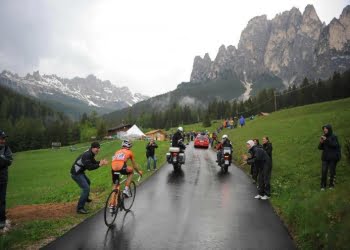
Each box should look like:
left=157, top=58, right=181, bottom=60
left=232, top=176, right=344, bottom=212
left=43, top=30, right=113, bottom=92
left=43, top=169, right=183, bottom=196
left=189, top=4, right=350, bottom=94
left=214, top=45, right=227, bottom=61
left=33, top=71, right=42, bottom=81
left=303, top=5, right=318, bottom=19
left=190, top=53, right=213, bottom=82
left=339, top=5, right=350, bottom=40
left=328, top=17, right=348, bottom=50
left=300, top=4, right=322, bottom=40
left=203, top=53, right=212, bottom=62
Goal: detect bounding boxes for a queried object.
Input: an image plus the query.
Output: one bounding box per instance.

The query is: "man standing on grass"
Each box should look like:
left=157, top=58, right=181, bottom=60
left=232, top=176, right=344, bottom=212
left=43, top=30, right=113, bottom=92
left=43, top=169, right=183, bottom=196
left=70, top=142, right=108, bottom=214
left=0, top=130, right=13, bottom=230
left=146, top=139, right=158, bottom=171
left=318, top=124, right=341, bottom=191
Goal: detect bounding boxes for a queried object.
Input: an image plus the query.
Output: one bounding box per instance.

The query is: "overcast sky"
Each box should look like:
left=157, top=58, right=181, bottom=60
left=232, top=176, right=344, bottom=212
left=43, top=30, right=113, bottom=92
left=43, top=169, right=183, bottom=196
left=0, top=0, right=348, bottom=96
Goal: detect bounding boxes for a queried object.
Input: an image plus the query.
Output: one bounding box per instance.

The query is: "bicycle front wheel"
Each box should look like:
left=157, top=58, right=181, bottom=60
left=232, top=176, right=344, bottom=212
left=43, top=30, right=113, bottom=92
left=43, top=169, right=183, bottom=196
left=104, top=189, right=119, bottom=227
left=122, top=181, right=136, bottom=211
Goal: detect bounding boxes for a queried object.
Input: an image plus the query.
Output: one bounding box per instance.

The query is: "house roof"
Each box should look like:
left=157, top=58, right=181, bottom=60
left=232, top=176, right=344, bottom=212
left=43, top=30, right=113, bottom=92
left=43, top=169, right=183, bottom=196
left=107, top=124, right=132, bottom=132
left=145, top=129, right=166, bottom=135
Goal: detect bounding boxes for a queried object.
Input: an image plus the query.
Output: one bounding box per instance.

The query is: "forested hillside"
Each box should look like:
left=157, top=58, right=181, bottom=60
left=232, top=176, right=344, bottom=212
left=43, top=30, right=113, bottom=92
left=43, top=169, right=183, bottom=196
left=0, top=85, right=107, bottom=152
left=105, top=69, right=350, bottom=130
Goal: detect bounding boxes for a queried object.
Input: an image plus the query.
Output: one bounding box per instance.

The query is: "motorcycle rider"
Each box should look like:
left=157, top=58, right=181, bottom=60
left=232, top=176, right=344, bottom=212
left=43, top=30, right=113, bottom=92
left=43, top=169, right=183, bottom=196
left=168, top=127, right=186, bottom=164
left=216, top=134, right=233, bottom=164
left=172, top=127, right=185, bottom=148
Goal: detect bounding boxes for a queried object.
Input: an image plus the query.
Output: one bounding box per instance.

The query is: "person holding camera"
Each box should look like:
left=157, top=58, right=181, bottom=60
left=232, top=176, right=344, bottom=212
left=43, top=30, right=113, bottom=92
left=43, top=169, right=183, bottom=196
left=146, top=139, right=158, bottom=171
left=318, top=124, right=341, bottom=190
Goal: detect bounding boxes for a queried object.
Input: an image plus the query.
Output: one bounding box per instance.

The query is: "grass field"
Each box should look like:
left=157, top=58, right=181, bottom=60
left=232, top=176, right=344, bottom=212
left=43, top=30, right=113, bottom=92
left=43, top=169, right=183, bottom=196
left=217, top=98, right=350, bottom=249
left=1, top=139, right=170, bottom=249
left=1, top=98, right=350, bottom=249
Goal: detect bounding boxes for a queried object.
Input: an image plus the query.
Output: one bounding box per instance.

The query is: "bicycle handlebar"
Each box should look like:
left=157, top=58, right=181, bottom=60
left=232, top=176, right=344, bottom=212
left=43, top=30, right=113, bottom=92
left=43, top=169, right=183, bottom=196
left=135, top=172, right=142, bottom=182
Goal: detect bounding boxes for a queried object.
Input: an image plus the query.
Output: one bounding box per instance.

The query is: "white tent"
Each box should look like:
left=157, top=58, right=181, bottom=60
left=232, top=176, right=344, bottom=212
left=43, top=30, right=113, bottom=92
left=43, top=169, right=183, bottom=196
left=125, top=124, right=146, bottom=139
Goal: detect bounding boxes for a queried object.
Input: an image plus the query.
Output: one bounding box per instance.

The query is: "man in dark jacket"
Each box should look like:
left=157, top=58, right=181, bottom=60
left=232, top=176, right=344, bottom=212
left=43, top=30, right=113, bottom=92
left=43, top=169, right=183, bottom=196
left=216, top=134, right=233, bottom=164
left=245, top=140, right=272, bottom=200
left=146, top=139, right=158, bottom=171
left=250, top=139, right=263, bottom=183
left=0, top=130, right=13, bottom=230
left=172, top=127, right=184, bottom=148
left=71, top=142, right=108, bottom=214
left=318, top=124, right=340, bottom=190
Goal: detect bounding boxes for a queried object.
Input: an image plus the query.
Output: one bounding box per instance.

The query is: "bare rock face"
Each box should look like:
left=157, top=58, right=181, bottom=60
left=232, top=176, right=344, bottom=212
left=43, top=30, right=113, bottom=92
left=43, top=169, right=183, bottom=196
left=190, top=53, right=212, bottom=82
left=190, top=4, right=350, bottom=91
left=328, top=6, right=350, bottom=51
left=264, top=8, right=302, bottom=79
left=208, top=45, right=237, bottom=80
left=316, top=5, right=350, bottom=79
left=237, top=15, right=271, bottom=81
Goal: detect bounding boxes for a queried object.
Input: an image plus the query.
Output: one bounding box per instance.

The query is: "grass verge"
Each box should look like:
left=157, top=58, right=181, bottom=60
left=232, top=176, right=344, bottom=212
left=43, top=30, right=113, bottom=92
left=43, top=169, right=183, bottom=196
left=0, top=139, right=170, bottom=249
left=217, top=98, right=350, bottom=249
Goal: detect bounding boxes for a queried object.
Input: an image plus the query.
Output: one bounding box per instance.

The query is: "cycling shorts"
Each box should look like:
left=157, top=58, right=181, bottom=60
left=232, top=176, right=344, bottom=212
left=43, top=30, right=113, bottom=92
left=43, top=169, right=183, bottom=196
left=111, top=163, right=131, bottom=184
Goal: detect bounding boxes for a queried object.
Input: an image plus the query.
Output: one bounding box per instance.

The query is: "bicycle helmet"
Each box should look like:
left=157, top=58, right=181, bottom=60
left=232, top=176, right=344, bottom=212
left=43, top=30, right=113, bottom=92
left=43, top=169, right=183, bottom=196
left=122, top=139, right=133, bottom=148
left=222, top=134, right=228, bottom=140
left=178, top=127, right=183, bottom=132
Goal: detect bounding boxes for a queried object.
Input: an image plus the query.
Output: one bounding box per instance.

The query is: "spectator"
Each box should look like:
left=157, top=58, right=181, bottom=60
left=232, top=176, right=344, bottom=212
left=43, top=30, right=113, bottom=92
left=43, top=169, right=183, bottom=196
left=146, top=139, right=158, bottom=171
left=0, top=130, right=13, bottom=230
left=244, top=140, right=272, bottom=200
left=318, top=124, right=341, bottom=190
left=70, top=142, right=108, bottom=214
left=262, top=137, right=273, bottom=161
left=239, top=115, right=245, bottom=127
left=229, top=118, right=234, bottom=129
left=212, top=132, right=217, bottom=147
left=250, top=139, right=262, bottom=183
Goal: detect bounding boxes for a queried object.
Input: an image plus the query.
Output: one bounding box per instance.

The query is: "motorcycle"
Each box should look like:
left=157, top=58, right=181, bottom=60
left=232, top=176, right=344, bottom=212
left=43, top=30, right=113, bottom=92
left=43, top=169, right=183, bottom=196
left=219, top=147, right=232, bottom=173
left=166, top=140, right=186, bottom=171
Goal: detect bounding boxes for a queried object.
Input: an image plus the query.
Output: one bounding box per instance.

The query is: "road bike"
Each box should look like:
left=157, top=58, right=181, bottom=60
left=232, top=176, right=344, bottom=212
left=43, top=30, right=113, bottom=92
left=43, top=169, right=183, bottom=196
left=104, top=172, right=141, bottom=227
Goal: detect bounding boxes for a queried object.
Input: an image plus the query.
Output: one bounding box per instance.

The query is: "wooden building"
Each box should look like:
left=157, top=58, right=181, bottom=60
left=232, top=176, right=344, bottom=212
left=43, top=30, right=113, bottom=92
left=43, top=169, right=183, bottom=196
left=107, top=124, right=132, bottom=137
left=145, top=129, right=167, bottom=141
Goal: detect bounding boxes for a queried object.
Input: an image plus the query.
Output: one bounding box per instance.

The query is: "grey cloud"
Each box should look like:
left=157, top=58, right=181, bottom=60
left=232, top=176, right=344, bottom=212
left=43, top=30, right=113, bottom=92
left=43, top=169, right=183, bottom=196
left=0, top=0, right=96, bottom=74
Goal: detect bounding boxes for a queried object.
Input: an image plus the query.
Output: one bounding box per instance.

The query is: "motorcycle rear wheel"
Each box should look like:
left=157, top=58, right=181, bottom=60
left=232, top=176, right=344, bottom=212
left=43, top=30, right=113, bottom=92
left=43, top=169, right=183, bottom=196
left=173, top=163, right=181, bottom=171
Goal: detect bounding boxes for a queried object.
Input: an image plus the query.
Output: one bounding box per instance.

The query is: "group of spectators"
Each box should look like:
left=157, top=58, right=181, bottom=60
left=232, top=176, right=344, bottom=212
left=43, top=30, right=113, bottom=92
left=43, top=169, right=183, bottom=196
left=243, top=137, right=273, bottom=200
left=220, top=115, right=246, bottom=130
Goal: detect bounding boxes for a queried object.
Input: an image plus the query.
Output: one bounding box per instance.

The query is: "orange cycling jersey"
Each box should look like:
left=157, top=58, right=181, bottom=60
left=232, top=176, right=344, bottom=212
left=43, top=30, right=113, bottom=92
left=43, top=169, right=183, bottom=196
left=111, top=148, right=134, bottom=171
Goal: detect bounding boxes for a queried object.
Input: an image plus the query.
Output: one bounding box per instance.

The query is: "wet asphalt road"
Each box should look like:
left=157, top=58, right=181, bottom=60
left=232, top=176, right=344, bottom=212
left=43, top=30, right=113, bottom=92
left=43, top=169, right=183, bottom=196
left=43, top=142, right=295, bottom=250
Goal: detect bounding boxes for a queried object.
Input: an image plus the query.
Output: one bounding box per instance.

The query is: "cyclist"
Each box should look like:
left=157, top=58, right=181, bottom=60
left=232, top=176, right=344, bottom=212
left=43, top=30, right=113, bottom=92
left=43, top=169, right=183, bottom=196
left=111, top=140, right=143, bottom=204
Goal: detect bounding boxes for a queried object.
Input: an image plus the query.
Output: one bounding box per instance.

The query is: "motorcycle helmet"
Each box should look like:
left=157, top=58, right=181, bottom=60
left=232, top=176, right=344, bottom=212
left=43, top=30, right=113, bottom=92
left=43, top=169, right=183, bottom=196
left=178, top=127, right=183, bottom=132
left=222, top=134, right=228, bottom=140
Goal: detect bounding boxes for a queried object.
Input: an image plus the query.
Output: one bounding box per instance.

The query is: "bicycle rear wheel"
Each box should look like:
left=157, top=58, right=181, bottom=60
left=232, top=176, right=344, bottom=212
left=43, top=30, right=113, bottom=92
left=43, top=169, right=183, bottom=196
left=122, top=181, right=136, bottom=211
left=104, top=189, right=120, bottom=227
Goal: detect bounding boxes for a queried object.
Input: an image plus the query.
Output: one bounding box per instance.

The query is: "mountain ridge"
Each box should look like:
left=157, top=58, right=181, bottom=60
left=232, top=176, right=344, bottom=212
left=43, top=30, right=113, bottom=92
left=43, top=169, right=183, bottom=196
left=0, top=70, right=149, bottom=118
left=190, top=4, right=350, bottom=93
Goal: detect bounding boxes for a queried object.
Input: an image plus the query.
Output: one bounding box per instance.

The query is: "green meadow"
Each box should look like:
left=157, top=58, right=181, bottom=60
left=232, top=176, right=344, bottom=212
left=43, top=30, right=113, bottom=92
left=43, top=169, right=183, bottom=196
left=221, top=98, right=350, bottom=249
left=1, top=98, right=350, bottom=249
left=1, top=139, right=170, bottom=249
